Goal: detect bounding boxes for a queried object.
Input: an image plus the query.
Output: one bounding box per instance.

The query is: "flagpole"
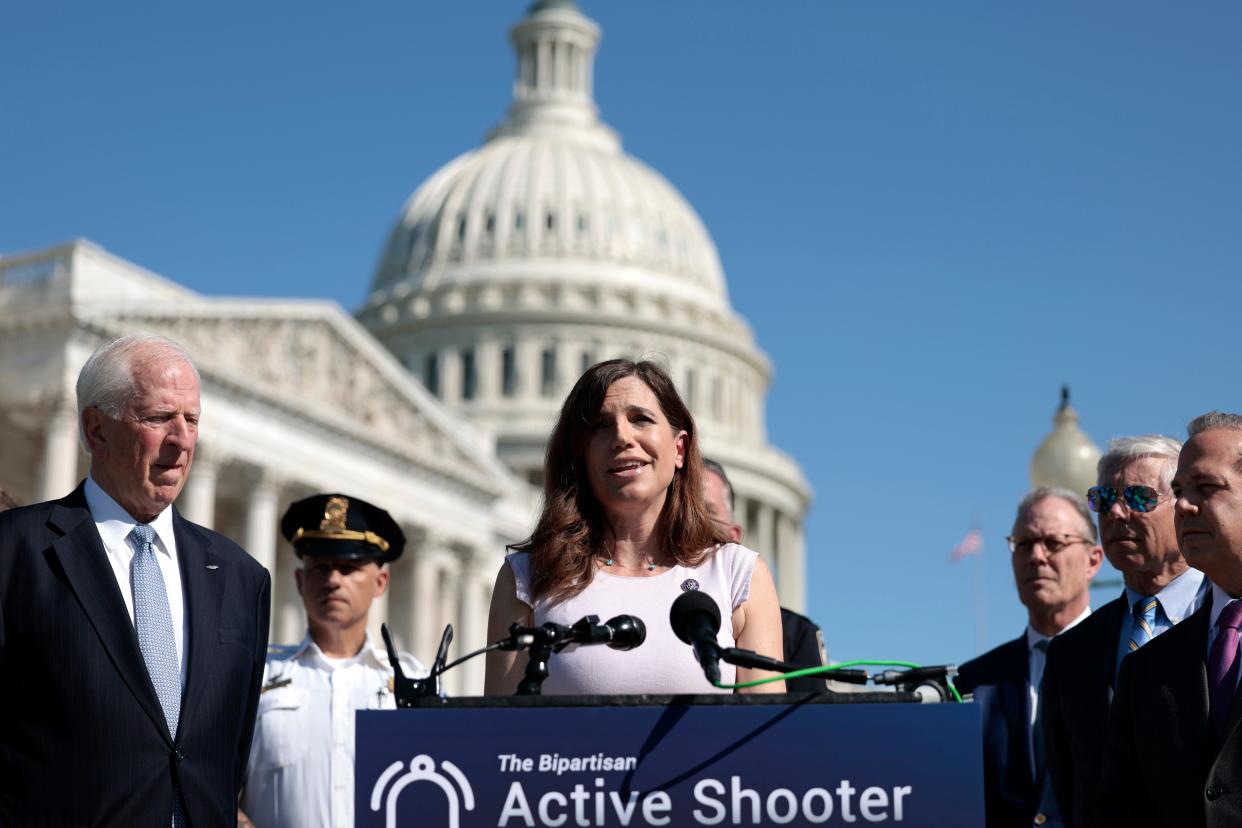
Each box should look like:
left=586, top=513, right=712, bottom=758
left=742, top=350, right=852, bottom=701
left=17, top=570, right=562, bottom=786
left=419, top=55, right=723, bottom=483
left=973, top=549, right=986, bottom=653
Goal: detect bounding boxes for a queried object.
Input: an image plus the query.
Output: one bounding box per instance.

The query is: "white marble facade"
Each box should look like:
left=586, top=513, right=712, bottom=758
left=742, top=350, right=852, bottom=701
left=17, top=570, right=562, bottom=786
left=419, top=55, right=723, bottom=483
left=0, top=2, right=811, bottom=695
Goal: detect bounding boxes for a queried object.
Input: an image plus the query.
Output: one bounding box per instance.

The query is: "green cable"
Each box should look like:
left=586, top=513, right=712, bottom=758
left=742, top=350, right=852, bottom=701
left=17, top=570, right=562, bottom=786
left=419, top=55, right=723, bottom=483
left=715, top=660, right=964, bottom=703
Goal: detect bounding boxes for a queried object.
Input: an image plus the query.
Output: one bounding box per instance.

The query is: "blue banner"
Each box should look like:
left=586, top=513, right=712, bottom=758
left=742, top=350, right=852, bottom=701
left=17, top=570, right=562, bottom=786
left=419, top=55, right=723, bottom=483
left=356, top=700, right=982, bottom=827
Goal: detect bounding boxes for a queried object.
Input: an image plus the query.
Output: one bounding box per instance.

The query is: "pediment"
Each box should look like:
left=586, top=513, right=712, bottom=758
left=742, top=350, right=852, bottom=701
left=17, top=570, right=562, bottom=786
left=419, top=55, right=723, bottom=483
left=80, top=301, right=511, bottom=498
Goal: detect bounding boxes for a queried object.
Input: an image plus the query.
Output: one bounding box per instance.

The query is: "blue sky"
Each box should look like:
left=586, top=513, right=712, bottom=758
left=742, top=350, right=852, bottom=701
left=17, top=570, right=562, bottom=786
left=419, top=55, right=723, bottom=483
left=4, top=1, right=1241, bottom=668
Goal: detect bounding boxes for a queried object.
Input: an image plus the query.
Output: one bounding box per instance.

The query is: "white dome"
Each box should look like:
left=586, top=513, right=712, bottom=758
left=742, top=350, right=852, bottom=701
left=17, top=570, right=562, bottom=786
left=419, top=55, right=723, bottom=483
left=370, top=137, right=728, bottom=309
left=366, top=0, right=728, bottom=314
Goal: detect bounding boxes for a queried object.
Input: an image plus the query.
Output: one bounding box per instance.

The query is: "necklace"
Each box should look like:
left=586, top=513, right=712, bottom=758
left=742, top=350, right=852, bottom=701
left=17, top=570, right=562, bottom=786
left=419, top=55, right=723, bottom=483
left=603, top=556, right=657, bottom=572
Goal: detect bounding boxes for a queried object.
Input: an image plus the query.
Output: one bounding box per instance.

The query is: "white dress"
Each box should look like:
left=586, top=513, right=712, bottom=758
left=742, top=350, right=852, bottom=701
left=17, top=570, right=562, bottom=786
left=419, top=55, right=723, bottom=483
left=506, top=543, right=758, bottom=694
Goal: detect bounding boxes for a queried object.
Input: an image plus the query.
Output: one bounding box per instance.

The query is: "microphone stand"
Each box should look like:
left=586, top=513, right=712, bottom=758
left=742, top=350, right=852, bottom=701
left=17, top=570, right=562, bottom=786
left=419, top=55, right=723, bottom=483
left=382, top=622, right=453, bottom=707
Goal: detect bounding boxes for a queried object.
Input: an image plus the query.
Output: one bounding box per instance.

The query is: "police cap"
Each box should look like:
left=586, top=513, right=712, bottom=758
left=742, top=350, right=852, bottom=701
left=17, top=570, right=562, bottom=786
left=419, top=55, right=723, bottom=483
left=279, top=493, right=404, bottom=564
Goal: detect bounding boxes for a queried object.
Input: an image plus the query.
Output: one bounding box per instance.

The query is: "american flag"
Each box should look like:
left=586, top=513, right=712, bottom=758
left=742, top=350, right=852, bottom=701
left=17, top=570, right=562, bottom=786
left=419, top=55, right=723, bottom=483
left=950, top=527, right=983, bottom=562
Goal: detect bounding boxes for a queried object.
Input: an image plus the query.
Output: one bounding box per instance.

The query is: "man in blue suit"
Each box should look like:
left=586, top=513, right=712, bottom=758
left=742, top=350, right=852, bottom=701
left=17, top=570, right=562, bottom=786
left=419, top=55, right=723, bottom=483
left=956, top=487, right=1102, bottom=827
left=0, top=334, right=270, bottom=826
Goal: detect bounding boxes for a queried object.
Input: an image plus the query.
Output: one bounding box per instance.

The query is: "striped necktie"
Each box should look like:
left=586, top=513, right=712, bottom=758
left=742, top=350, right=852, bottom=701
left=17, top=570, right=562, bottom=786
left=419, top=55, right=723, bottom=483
left=129, top=524, right=186, bottom=828
left=1129, top=595, right=1159, bottom=653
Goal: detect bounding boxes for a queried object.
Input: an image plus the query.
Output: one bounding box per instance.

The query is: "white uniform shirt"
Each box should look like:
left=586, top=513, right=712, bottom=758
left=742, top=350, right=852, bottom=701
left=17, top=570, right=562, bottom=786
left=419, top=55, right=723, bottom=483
left=84, top=475, right=188, bottom=684
left=241, top=631, right=426, bottom=828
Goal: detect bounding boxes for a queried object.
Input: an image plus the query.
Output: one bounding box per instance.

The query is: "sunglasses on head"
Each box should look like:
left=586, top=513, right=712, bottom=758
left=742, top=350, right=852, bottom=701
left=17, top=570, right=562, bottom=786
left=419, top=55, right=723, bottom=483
left=1086, top=485, right=1162, bottom=514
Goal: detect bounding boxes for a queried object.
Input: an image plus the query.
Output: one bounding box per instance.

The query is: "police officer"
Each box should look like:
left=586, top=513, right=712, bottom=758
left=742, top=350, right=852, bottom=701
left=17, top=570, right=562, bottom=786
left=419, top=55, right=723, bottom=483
left=239, top=494, right=425, bottom=828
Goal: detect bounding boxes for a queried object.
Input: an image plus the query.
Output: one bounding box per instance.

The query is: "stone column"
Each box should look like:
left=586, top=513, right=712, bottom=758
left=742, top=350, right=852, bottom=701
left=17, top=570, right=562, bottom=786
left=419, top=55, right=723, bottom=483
left=384, top=531, right=418, bottom=654
left=180, top=453, right=220, bottom=529
left=457, top=548, right=490, bottom=696
left=518, top=338, right=541, bottom=402
left=39, top=400, right=81, bottom=501
left=243, top=468, right=280, bottom=578
left=754, top=501, right=776, bottom=575
left=476, top=337, right=501, bottom=405
left=411, top=538, right=442, bottom=666
left=437, top=550, right=463, bottom=697
left=777, top=513, right=806, bottom=613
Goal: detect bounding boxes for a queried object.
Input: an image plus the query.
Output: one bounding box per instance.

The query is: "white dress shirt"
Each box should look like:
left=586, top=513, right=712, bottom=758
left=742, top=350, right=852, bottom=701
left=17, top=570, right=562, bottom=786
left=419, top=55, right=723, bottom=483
left=241, top=631, right=427, bottom=828
left=84, top=475, right=188, bottom=684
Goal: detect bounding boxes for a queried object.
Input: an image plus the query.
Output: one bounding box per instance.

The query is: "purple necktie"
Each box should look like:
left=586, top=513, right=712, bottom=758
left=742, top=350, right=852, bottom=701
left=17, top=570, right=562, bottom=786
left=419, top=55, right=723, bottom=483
left=1208, top=598, right=1242, bottom=743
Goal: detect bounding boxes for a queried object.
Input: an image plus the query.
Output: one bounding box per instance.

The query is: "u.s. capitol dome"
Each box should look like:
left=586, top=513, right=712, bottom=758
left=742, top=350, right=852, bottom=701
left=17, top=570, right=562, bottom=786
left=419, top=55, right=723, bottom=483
left=357, top=0, right=812, bottom=608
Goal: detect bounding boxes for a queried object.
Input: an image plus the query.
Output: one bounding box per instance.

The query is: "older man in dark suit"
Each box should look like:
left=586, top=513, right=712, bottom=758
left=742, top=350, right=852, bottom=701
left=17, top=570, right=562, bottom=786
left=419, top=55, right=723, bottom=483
left=1042, top=435, right=1206, bottom=826
left=1094, top=412, right=1242, bottom=826
left=0, top=334, right=270, bottom=826
left=956, top=486, right=1102, bottom=828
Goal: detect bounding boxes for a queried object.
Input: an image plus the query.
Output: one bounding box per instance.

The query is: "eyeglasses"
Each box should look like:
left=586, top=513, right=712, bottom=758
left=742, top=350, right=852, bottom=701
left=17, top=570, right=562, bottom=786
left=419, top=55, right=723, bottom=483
left=1006, top=533, right=1093, bottom=555
left=1087, top=485, right=1164, bottom=514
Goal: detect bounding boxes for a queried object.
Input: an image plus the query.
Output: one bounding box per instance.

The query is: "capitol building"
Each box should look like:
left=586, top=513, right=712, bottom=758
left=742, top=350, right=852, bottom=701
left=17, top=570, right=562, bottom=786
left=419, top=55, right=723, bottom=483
left=0, top=0, right=810, bottom=694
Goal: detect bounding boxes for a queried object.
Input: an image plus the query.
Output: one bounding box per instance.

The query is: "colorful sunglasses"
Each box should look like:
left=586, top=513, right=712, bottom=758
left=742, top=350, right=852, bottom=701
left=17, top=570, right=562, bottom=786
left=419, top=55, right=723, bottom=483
left=1086, top=485, right=1162, bottom=513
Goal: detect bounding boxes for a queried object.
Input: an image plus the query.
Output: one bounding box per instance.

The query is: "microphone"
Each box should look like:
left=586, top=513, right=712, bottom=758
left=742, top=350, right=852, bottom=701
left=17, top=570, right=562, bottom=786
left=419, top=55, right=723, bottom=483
left=670, top=591, right=723, bottom=684
left=566, top=614, right=646, bottom=650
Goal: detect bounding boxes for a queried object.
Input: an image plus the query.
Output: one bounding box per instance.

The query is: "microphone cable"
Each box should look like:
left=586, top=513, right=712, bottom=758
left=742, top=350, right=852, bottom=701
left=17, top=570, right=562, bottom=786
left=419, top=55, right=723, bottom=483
left=715, top=659, right=964, bottom=702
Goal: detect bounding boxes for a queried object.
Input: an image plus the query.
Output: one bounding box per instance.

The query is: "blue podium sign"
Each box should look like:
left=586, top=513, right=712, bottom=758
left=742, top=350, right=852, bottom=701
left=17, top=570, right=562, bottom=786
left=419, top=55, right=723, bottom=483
left=356, top=698, right=982, bottom=827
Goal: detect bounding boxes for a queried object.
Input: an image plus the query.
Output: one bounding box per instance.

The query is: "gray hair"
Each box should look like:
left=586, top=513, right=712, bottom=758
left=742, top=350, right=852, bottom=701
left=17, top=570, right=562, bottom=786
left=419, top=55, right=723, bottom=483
left=1188, top=411, right=1242, bottom=438
left=701, top=457, right=735, bottom=513
left=76, top=334, right=199, bottom=453
left=1016, top=485, right=1098, bottom=543
left=1097, top=434, right=1182, bottom=491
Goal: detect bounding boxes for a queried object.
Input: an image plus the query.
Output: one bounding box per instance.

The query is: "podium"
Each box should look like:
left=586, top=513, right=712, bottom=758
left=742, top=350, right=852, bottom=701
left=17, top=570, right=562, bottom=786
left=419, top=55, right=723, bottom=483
left=355, top=692, right=983, bottom=827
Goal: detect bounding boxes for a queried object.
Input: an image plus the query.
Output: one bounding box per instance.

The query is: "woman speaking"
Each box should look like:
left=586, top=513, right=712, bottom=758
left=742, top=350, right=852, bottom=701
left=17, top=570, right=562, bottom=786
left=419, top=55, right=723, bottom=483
left=484, top=358, right=784, bottom=695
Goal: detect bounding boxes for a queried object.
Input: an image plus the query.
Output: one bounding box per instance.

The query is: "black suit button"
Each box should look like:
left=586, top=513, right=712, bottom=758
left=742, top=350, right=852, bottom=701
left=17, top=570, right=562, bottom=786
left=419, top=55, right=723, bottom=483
left=174, top=749, right=185, bottom=763
left=1207, top=785, right=1222, bottom=801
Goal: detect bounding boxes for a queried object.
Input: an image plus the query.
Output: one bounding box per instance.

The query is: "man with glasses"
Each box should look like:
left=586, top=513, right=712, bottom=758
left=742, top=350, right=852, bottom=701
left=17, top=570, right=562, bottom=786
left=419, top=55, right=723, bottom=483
left=1041, top=436, right=1205, bottom=827
left=956, top=487, right=1102, bottom=828
left=1094, top=412, right=1242, bottom=826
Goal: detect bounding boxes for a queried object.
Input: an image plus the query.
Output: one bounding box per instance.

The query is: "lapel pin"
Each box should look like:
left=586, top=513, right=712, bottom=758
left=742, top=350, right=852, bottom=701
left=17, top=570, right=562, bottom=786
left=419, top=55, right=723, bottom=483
left=205, top=564, right=219, bottom=570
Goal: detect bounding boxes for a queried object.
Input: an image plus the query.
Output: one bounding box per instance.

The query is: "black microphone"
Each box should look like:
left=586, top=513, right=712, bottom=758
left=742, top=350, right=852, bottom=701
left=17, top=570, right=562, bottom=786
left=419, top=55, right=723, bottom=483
left=567, top=614, right=646, bottom=650
left=670, top=591, right=722, bottom=684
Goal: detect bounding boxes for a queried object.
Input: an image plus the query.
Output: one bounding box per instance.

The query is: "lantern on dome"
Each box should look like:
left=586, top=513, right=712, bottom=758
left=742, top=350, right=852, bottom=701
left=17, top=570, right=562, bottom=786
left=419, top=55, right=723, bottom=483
left=1030, top=386, right=1101, bottom=499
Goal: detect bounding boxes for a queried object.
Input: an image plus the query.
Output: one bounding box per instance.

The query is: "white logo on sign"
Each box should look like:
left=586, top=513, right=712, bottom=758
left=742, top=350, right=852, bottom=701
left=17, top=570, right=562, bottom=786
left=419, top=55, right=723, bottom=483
left=370, top=754, right=476, bottom=828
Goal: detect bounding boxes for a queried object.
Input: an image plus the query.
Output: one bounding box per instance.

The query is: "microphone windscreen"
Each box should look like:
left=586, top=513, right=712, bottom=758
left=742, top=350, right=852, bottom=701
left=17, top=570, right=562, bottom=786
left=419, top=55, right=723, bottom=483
left=669, top=591, right=721, bottom=644
left=605, top=615, right=646, bottom=650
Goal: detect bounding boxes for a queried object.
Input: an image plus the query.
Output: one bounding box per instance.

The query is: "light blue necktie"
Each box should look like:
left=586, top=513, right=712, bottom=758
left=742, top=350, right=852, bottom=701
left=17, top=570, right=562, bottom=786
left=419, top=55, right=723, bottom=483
left=129, top=524, right=185, bottom=827
left=1129, top=595, right=1159, bottom=653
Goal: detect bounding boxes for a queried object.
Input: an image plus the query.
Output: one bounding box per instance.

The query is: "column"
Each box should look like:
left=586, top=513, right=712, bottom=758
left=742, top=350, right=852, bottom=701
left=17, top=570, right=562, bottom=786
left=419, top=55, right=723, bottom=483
left=457, top=548, right=489, bottom=696
left=39, top=400, right=81, bottom=501
left=518, top=338, right=541, bottom=402
left=411, top=540, right=441, bottom=666
left=777, top=513, right=806, bottom=613
left=384, top=532, right=418, bottom=654
left=180, top=452, right=220, bottom=529
left=440, top=348, right=462, bottom=405
left=437, top=551, right=463, bottom=697
left=754, top=501, right=776, bottom=576
left=243, top=468, right=280, bottom=577
left=476, top=337, right=501, bottom=405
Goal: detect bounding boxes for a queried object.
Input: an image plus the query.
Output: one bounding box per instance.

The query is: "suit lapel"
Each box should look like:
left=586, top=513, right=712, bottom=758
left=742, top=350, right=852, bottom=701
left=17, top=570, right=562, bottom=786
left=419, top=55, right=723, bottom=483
left=1095, top=596, right=1127, bottom=694
left=999, top=637, right=1036, bottom=788
left=175, top=508, right=224, bottom=735
left=46, top=488, right=171, bottom=742
left=1162, top=599, right=1213, bottom=772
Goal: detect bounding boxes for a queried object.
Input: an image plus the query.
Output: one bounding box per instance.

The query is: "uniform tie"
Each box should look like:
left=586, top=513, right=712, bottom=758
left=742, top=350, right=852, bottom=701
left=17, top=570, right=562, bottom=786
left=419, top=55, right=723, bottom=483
left=1208, top=598, right=1242, bottom=745
left=129, top=524, right=186, bottom=827
left=1129, top=595, right=1159, bottom=653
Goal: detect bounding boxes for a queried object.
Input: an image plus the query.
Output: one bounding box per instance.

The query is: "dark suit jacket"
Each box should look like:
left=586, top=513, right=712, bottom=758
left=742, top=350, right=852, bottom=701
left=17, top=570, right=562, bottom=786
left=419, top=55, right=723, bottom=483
left=1042, top=595, right=1126, bottom=828
left=1093, top=595, right=1242, bottom=828
left=781, top=607, right=827, bottom=692
left=0, top=483, right=271, bottom=827
left=957, top=634, right=1060, bottom=828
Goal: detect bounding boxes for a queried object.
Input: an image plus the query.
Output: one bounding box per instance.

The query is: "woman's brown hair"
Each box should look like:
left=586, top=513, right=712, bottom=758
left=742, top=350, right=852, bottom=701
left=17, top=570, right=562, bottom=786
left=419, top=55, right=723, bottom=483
left=510, top=358, right=730, bottom=605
